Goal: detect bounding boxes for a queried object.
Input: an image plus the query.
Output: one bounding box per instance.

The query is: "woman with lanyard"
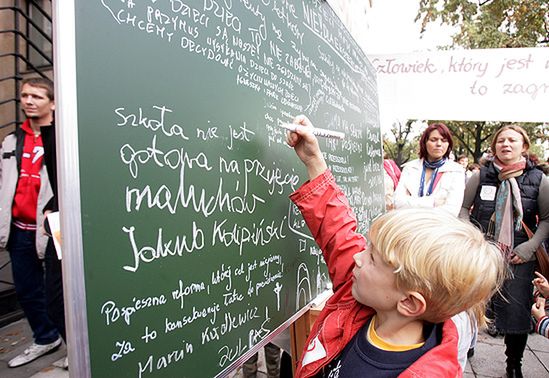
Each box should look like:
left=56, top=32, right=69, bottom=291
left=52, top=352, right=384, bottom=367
left=394, top=122, right=465, bottom=216
left=460, top=125, right=549, bottom=378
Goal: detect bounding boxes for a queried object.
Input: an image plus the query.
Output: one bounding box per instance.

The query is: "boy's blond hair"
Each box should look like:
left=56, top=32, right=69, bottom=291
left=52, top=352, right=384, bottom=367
left=369, top=208, right=506, bottom=325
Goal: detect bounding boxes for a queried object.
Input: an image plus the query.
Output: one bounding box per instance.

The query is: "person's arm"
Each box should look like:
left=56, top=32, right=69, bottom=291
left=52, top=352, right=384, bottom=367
left=513, top=176, right=549, bottom=261
left=0, top=135, right=13, bottom=187
left=288, top=115, right=365, bottom=293
left=384, top=171, right=395, bottom=210
left=0, top=135, right=15, bottom=191
left=393, top=164, right=436, bottom=209
left=0, top=141, right=4, bottom=187
left=40, top=124, right=58, bottom=213
left=533, top=271, right=549, bottom=298
left=390, top=159, right=401, bottom=181
left=285, top=115, right=327, bottom=181
left=434, top=170, right=465, bottom=216
left=451, top=311, right=476, bottom=371
left=459, top=172, right=480, bottom=220
left=532, top=296, right=549, bottom=338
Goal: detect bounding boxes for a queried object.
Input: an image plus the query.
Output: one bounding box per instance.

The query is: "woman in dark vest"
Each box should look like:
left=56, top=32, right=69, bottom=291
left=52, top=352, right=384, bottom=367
left=460, top=125, right=549, bottom=378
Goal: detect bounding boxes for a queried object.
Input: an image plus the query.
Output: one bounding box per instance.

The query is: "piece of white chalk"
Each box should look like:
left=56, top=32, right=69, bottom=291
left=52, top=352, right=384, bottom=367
left=279, top=123, right=345, bottom=140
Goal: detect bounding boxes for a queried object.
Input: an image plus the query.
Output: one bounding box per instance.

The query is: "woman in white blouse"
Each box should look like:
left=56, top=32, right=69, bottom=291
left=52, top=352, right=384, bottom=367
left=394, top=123, right=465, bottom=216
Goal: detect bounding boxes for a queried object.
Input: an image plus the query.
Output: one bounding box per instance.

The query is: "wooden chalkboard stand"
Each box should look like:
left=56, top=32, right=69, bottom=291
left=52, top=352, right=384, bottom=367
left=289, top=291, right=332, bottom=373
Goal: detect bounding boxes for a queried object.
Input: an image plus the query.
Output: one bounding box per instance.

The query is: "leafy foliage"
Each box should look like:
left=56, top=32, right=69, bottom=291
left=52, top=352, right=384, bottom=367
left=383, top=120, right=419, bottom=167
left=416, top=0, right=549, bottom=48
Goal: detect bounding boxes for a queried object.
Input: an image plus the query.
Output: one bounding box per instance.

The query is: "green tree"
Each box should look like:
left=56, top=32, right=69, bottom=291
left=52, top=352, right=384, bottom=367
left=445, top=121, right=497, bottom=161
left=417, top=0, right=549, bottom=48
left=383, top=120, right=418, bottom=167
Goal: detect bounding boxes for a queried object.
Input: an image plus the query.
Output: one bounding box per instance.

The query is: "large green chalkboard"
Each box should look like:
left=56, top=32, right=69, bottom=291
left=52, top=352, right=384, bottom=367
left=73, top=0, right=383, bottom=376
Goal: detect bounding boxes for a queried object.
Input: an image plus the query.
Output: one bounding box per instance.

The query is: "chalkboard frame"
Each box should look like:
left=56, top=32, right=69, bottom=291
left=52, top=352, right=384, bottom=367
left=52, top=1, right=90, bottom=376
left=52, top=1, right=381, bottom=376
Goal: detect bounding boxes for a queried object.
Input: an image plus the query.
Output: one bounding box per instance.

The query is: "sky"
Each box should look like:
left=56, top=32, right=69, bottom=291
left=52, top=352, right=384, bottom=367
left=350, top=0, right=456, bottom=137
left=361, top=0, right=455, bottom=55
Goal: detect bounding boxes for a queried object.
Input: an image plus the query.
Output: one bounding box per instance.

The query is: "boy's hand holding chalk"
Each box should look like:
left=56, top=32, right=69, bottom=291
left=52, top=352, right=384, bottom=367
left=285, top=115, right=328, bottom=180
left=279, top=123, right=345, bottom=140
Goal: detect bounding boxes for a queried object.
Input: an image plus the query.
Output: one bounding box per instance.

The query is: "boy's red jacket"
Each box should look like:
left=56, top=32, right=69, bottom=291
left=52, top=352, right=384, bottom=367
left=289, top=170, right=462, bottom=378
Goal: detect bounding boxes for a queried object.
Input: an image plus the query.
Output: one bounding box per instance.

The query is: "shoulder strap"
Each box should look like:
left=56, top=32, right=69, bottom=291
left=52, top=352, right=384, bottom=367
left=521, top=220, right=534, bottom=239
left=15, top=127, right=25, bottom=172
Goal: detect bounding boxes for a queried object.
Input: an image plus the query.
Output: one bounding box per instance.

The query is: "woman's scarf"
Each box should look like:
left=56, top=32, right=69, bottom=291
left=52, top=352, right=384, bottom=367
left=418, top=158, right=446, bottom=197
left=487, top=157, right=526, bottom=258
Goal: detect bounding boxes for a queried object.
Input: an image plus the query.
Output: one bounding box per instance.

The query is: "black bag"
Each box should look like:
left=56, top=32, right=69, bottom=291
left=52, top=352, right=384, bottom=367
left=523, top=221, right=549, bottom=278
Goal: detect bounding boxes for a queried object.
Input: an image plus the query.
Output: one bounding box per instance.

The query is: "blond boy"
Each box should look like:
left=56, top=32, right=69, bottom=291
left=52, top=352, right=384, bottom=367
left=287, top=115, right=506, bottom=377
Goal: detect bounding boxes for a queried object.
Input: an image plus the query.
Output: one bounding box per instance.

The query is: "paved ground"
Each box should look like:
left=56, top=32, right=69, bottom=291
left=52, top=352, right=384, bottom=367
left=1, top=317, right=548, bottom=377
left=465, top=331, right=549, bottom=377
left=0, top=319, right=66, bottom=378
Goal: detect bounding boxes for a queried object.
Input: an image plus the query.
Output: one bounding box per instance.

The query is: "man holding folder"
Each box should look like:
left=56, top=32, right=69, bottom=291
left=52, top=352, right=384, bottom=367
left=0, top=77, right=61, bottom=367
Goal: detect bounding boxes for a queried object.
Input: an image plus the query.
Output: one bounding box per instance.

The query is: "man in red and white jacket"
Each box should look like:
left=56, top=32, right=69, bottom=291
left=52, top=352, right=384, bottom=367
left=0, top=78, right=61, bottom=367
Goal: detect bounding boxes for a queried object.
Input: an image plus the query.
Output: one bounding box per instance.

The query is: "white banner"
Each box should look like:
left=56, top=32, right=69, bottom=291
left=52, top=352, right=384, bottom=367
left=370, top=48, right=549, bottom=128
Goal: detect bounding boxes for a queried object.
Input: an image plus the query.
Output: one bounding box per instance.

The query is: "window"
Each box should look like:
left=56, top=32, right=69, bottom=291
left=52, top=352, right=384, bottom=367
left=26, top=0, right=52, bottom=69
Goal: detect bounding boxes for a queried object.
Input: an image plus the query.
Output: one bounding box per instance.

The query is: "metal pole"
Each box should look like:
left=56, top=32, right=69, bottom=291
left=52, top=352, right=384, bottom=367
left=52, top=0, right=90, bottom=376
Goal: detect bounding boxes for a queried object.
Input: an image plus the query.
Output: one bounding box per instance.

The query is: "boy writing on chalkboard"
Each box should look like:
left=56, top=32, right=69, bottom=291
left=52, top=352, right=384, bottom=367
left=286, top=115, right=506, bottom=377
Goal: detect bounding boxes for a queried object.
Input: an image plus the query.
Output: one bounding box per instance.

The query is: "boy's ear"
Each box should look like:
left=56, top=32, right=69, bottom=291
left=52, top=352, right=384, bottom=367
left=397, top=292, right=427, bottom=318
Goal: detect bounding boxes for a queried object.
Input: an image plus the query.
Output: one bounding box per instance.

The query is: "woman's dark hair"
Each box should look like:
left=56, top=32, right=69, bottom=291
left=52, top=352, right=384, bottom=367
left=419, top=123, right=454, bottom=160
left=467, top=163, right=481, bottom=172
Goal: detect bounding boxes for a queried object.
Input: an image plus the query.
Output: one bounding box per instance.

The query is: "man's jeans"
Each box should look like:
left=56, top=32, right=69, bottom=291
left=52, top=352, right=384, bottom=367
left=45, top=237, right=65, bottom=341
left=8, top=226, right=59, bottom=344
